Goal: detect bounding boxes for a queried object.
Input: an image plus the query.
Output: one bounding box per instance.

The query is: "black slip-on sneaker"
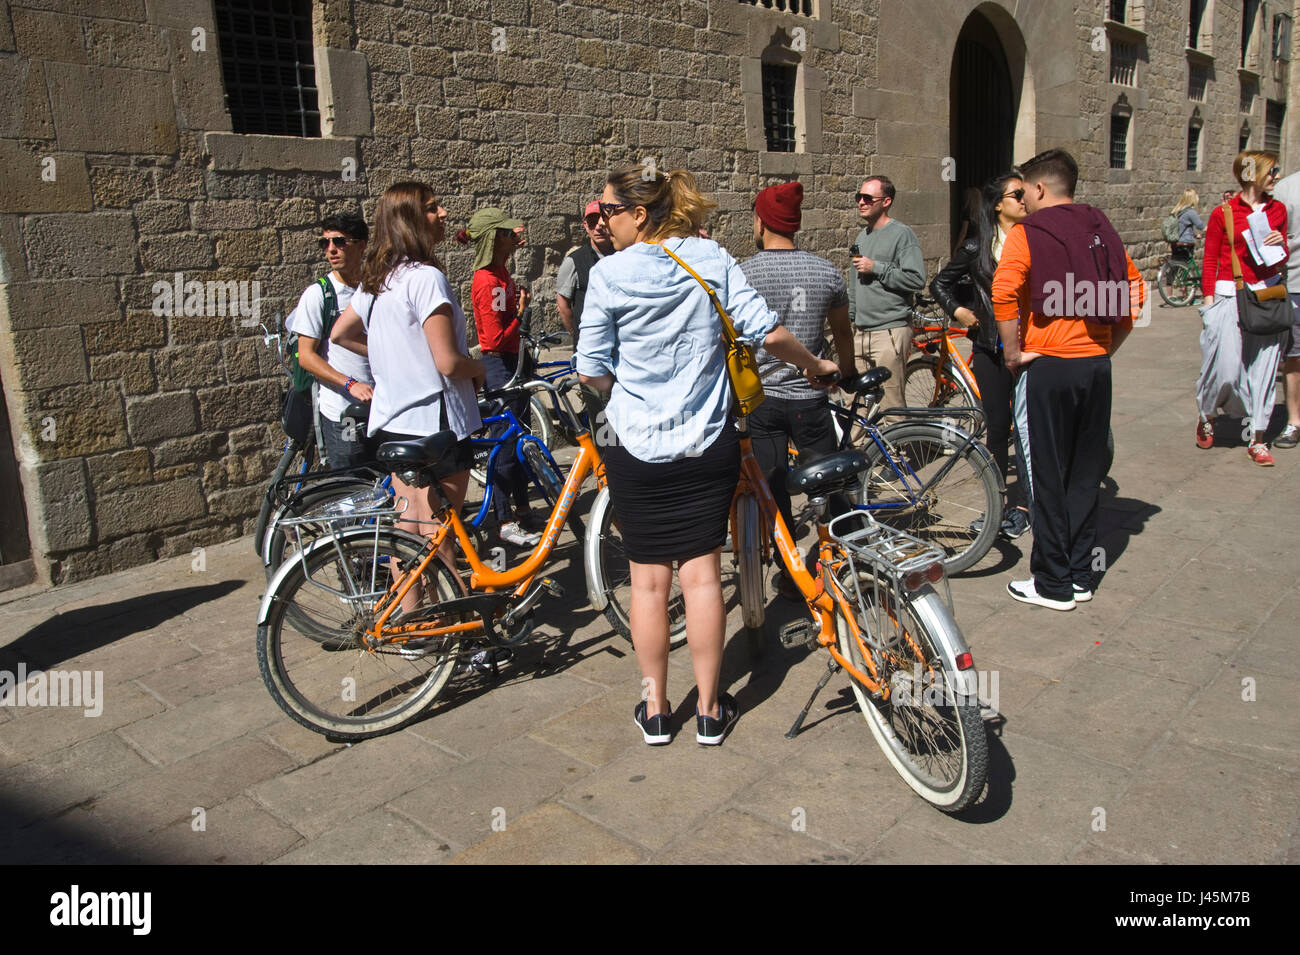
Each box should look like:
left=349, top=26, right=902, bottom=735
left=633, top=701, right=672, bottom=745
left=696, top=691, right=739, bottom=745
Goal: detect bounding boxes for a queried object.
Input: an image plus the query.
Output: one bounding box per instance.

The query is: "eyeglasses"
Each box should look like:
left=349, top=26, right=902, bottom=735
left=1002, top=188, right=1026, bottom=201
left=318, top=236, right=357, bottom=250
left=855, top=193, right=886, bottom=206
left=598, top=201, right=630, bottom=220
left=1270, top=166, right=1282, bottom=177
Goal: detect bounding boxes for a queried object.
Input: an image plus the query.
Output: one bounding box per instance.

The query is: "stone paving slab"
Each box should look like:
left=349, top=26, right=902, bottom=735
left=0, top=307, right=1297, bottom=864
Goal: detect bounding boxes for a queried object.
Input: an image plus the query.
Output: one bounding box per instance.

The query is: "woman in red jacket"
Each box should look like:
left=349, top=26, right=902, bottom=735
left=1197, top=150, right=1290, bottom=466
left=459, top=208, right=540, bottom=546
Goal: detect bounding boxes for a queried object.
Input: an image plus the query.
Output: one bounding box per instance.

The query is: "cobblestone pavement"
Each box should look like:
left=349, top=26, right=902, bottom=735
left=2, top=305, right=1297, bottom=864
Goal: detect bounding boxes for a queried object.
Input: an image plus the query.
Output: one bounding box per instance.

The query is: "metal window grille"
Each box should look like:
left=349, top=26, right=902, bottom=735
left=1240, top=124, right=1251, bottom=151
left=1273, top=14, right=1292, bottom=62
left=738, top=0, right=815, bottom=16
left=1241, top=78, right=1257, bottom=113
left=214, top=0, right=320, bottom=137
left=1108, top=0, right=1126, bottom=23
left=1187, top=125, right=1201, bottom=171
left=1110, top=113, right=1130, bottom=169
left=1188, top=65, right=1208, bottom=101
left=761, top=62, right=797, bottom=152
left=1265, top=100, right=1284, bottom=153
left=1109, top=42, right=1137, bottom=86
left=1188, top=0, right=1207, bottom=49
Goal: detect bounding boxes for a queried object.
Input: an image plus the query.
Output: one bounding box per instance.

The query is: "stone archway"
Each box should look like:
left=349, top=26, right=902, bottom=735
left=948, top=4, right=1032, bottom=248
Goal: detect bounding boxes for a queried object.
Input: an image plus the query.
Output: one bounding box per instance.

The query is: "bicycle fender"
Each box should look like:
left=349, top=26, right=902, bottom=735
left=583, top=485, right=614, bottom=611
left=878, top=420, right=1006, bottom=495
left=908, top=588, right=980, bottom=703
left=256, top=525, right=430, bottom=626
left=735, top=493, right=766, bottom=630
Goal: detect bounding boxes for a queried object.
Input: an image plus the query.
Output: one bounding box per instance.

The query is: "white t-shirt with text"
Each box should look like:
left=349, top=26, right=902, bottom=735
left=285, top=274, right=373, bottom=422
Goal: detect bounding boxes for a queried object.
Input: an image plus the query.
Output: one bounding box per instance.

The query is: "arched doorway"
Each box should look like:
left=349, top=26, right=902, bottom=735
left=949, top=8, right=1021, bottom=249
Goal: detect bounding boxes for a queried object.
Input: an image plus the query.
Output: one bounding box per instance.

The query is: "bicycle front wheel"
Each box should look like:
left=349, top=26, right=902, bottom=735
left=833, top=566, right=988, bottom=812
left=1157, top=261, right=1196, bottom=307
left=257, top=529, right=461, bottom=741
left=855, top=423, right=1001, bottom=574
left=592, top=489, right=688, bottom=648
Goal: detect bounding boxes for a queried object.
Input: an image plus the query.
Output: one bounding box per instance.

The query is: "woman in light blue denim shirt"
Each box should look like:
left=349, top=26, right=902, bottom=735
left=578, top=165, right=837, bottom=747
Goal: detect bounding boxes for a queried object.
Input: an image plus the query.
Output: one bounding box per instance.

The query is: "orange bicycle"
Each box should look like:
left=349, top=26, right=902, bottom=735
left=905, top=297, right=983, bottom=435
left=729, top=407, right=989, bottom=812
left=255, top=379, right=686, bottom=740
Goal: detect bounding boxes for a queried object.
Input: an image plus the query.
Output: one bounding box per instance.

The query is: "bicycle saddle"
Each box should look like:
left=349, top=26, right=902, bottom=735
left=840, top=367, right=891, bottom=394
left=376, top=430, right=458, bottom=469
left=342, top=401, right=370, bottom=423
left=481, top=386, right=529, bottom=405
left=786, top=449, right=871, bottom=496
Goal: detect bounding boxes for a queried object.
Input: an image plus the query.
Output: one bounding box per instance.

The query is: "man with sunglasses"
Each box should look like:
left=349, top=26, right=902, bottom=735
left=848, top=175, right=926, bottom=413
left=285, top=212, right=376, bottom=469
left=556, top=200, right=614, bottom=352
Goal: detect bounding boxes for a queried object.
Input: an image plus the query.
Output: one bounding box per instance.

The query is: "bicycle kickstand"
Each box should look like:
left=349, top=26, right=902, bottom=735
left=785, top=657, right=841, bottom=740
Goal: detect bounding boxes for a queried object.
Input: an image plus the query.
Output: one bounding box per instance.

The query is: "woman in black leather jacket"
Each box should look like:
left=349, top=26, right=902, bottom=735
left=929, top=170, right=1029, bottom=538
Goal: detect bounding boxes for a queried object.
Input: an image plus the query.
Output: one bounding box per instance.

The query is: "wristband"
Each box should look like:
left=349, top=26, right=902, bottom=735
left=344, top=376, right=357, bottom=393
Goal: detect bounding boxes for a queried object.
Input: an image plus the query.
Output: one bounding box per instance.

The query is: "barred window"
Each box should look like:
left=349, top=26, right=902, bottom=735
left=1188, top=65, right=1208, bottom=101
left=739, top=0, right=815, bottom=16
left=1110, top=41, right=1137, bottom=86
left=214, top=0, right=320, bottom=137
left=1110, top=113, right=1130, bottom=169
left=1241, top=78, right=1257, bottom=113
left=1265, top=100, right=1284, bottom=153
left=1240, top=122, right=1251, bottom=151
left=762, top=62, right=797, bottom=152
left=1242, top=0, right=1261, bottom=68
left=1108, top=0, right=1126, bottom=23
left=1187, top=123, right=1201, bottom=171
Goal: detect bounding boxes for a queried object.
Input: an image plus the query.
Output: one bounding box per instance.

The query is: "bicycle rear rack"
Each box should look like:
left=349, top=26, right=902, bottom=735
left=826, top=510, right=953, bottom=652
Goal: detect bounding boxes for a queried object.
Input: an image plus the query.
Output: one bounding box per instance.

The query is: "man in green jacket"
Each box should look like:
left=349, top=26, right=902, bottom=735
left=849, top=175, right=926, bottom=412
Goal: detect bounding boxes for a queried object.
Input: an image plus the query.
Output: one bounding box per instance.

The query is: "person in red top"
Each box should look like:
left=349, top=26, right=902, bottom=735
left=1195, top=150, right=1289, bottom=465
left=458, top=207, right=540, bottom=548
left=993, top=148, right=1140, bottom=611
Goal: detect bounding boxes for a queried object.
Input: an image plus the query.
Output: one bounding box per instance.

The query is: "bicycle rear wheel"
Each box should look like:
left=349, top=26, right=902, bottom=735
left=833, top=565, right=988, bottom=812
left=257, top=529, right=461, bottom=740
left=263, top=477, right=388, bottom=580
left=1157, top=261, right=1196, bottom=307
left=855, top=422, right=1001, bottom=574
left=592, top=490, right=688, bottom=648
left=903, top=355, right=981, bottom=430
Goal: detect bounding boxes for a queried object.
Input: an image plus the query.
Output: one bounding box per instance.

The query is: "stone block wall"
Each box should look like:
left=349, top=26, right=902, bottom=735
left=0, top=0, right=1293, bottom=583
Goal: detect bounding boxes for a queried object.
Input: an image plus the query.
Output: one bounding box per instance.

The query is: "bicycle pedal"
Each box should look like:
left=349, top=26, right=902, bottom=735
left=778, top=619, right=818, bottom=649
left=538, top=577, right=564, bottom=599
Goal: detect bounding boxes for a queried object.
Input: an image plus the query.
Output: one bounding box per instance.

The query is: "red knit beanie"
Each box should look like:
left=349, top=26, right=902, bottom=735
left=754, top=181, right=803, bottom=236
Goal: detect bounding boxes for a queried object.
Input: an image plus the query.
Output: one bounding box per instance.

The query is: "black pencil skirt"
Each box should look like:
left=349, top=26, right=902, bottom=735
left=601, top=424, right=740, bottom=564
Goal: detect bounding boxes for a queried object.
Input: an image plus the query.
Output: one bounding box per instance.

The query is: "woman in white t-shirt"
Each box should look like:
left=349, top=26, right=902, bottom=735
left=331, top=182, right=485, bottom=547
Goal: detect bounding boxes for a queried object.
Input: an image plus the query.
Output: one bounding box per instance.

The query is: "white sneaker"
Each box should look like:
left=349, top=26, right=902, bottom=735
left=1072, top=583, right=1093, bottom=602
left=1007, top=578, right=1075, bottom=611
left=499, top=522, right=541, bottom=548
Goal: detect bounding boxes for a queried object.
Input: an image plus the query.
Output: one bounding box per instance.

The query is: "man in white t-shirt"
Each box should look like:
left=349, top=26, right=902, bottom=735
left=285, top=212, right=377, bottom=469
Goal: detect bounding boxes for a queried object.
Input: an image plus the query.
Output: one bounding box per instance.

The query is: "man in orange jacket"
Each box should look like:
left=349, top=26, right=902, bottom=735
left=992, top=149, right=1141, bottom=611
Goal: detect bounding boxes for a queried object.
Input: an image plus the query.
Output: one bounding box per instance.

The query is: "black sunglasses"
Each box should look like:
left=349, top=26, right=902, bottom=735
left=855, top=193, right=886, bottom=205
left=318, top=236, right=357, bottom=250
left=1002, top=188, right=1026, bottom=201
left=598, top=201, right=631, bottom=220
left=1270, top=166, right=1282, bottom=177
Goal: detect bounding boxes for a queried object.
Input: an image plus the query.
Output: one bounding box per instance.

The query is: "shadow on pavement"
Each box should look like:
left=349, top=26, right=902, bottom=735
left=0, top=581, right=244, bottom=672
left=0, top=790, right=161, bottom=863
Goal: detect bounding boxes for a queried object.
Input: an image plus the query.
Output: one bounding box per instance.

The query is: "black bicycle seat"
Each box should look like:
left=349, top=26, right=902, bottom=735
left=342, top=401, right=370, bottom=423
left=481, top=386, right=529, bottom=405
left=377, top=430, right=458, bottom=469
left=786, top=449, right=871, bottom=496
left=840, top=367, right=891, bottom=395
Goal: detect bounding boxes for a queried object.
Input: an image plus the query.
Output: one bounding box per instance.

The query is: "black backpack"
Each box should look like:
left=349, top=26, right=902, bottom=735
left=286, top=276, right=340, bottom=393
